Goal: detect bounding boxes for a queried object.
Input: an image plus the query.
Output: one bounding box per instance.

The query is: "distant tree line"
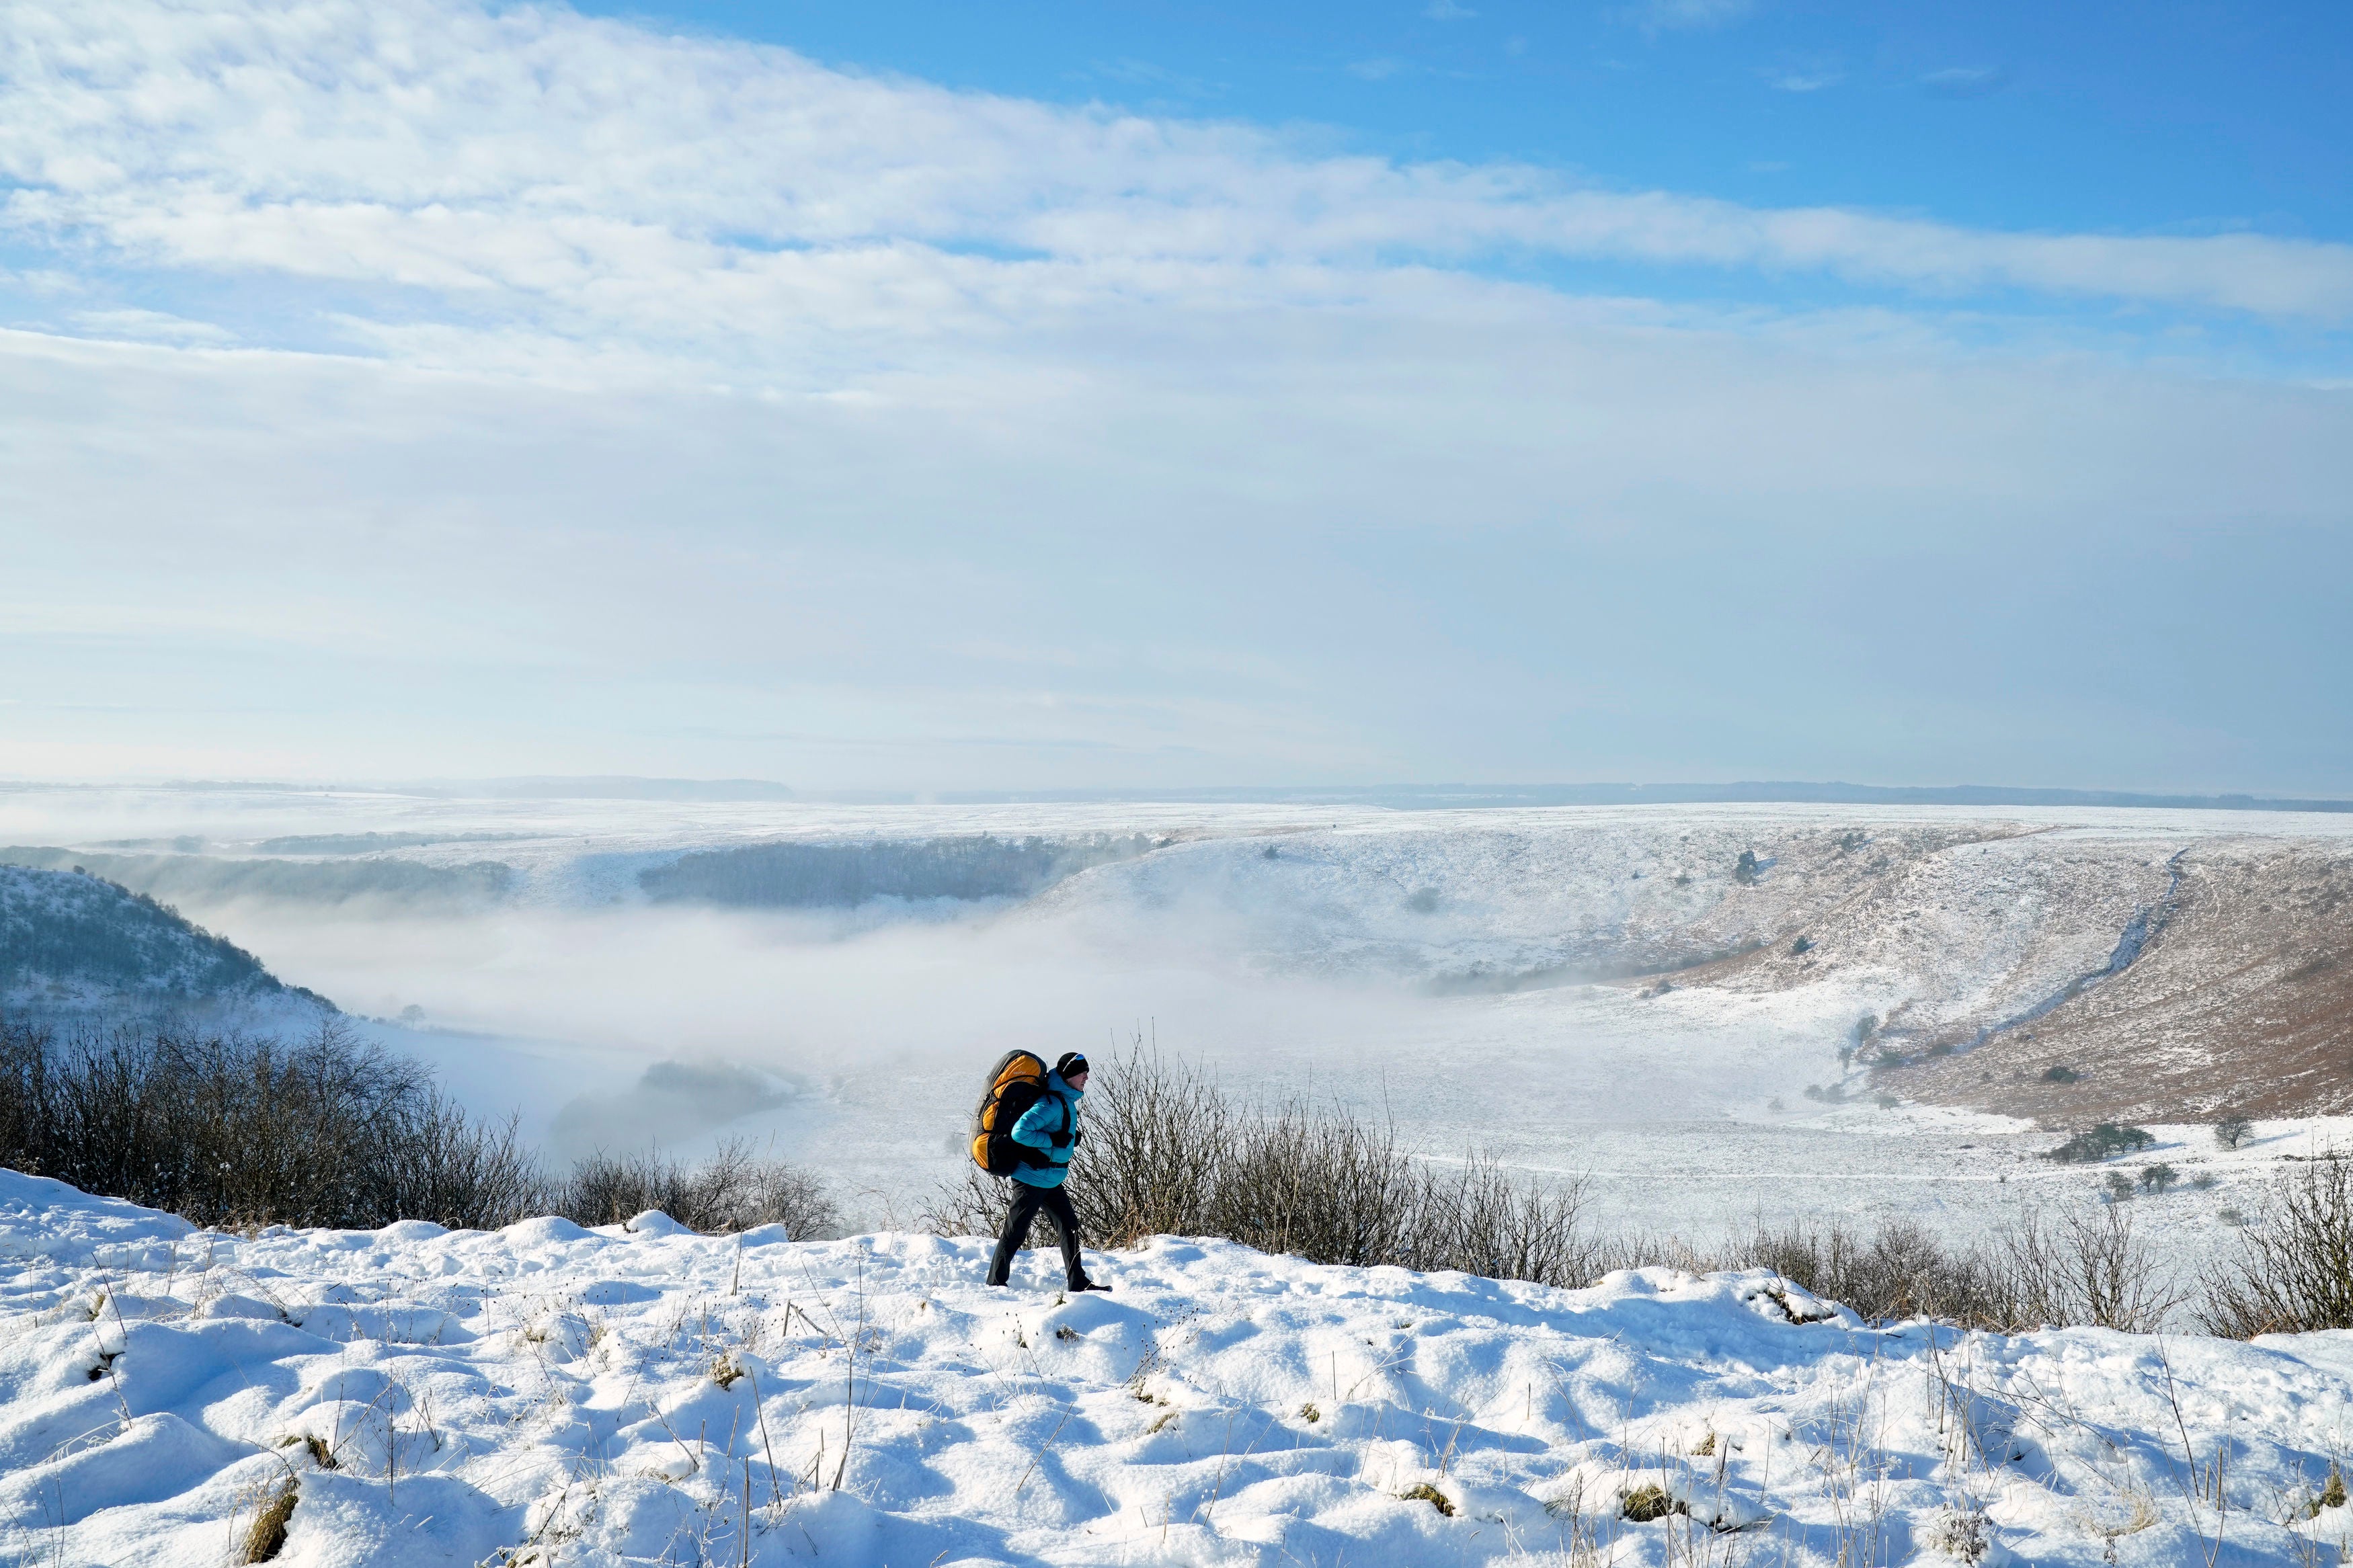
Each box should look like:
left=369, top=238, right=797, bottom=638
left=639, top=833, right=1161, bottom=908
left=0, top=846, right=514, bottom=907
left=0, top=866, right=294, bottom=999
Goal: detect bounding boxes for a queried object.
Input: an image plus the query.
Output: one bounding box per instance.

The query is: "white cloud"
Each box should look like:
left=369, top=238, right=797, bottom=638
left=1629, top=0, right=1755, bottom=33
left=69, top=308, right=236, bottom=343
left=1423, top=1, right=1477, bottom=19
left=1920, top=65, right=2009, bottom=98
left=0, top=0, right=2342, bottom=367
left=1769, top=67, right=1842, bottom=93
left=0, top=0, right=2350, bottom=790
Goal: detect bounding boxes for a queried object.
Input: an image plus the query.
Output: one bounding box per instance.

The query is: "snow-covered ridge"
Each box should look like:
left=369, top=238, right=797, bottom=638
left=3, top=1169, right=2350, bottom=1566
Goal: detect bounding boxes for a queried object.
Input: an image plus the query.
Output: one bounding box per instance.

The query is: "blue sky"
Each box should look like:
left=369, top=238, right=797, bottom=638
left=593, top=1, right=2353, bottom=241
left=1, top=1, right=2349, bottom=793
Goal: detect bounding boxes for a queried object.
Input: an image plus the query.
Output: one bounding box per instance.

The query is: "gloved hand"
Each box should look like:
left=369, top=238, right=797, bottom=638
left=1049, top=1130, right=1072, bottom=1149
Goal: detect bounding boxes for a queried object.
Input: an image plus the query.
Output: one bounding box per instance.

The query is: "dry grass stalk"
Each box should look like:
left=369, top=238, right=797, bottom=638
left=240, top=1479, right=296, bottom=1563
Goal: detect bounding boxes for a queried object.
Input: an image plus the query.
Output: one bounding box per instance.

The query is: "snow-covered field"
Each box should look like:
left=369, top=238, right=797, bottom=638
left=5, top=1169, right=2351, bottom=1567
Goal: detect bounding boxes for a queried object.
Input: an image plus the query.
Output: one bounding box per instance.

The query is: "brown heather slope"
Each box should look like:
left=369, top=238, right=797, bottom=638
left=1874, top=841, right=2353, bottom=1122
left=1615, top=830, right=2353, bottom=1124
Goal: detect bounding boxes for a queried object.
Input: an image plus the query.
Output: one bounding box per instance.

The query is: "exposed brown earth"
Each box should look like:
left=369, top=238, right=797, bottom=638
left=1879, top=842, right=2353, bottom=1122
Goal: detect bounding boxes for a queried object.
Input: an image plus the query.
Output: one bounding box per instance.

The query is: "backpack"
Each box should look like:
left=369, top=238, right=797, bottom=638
left=969, top=1050, right=1052, bottom=1175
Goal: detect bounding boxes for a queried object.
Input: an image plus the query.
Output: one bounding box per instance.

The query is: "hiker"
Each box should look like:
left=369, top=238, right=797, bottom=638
left=985, top=1050, right=1107, bottom=1292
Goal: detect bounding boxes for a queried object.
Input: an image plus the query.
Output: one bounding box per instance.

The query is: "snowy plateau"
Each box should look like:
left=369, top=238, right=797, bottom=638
left=6, top=1168, right=2353, bottom=1568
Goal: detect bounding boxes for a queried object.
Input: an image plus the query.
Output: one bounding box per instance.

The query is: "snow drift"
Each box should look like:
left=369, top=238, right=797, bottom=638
left=3, top=1170, right=2350, bottom=1565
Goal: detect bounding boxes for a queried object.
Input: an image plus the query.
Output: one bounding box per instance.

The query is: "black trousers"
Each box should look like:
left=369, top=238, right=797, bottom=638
left=987, top=1180, right=1086, bottom=1287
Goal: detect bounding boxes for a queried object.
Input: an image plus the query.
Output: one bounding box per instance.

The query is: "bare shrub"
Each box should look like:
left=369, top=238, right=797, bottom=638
left=928, top=1048, right=2182, bottom=1329
left=1987, top=1198, right=2179, bottom=1333
left=924, top=1047, right=1595, bottom=1286
left=1671, top=1200, right=2178, bottom=1331
left=2213, top=1114, right=2255, bottom=1150
left=553, top=1138, right=838, bottom=1237
left=1420, top=1152, right=1601, bottom=1284
left=0, top=1018, right=538, bottom=1230
left=1718, top=1216, right=2006, bottom=1326
left=1068, top=1046, right=1239, bottom=1247
left=0, top=1019, right=836, bottom=1239
left=2200, top=1154, right=2353, bottom=1337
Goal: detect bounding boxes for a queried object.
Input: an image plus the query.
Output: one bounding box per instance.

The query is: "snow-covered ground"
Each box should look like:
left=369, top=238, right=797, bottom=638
left=4, top=1169, right=2350, bottom=1567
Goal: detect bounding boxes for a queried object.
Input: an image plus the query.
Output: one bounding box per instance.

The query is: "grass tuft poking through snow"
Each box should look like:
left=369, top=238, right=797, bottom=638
left=238, top=1476, right=296, bottom=1563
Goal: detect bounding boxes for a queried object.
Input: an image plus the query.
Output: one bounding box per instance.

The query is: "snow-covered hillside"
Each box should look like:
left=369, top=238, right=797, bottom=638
left=3, top=1169, right=2350, bottom=1567
left=0, top=864, right=333, bottom=1024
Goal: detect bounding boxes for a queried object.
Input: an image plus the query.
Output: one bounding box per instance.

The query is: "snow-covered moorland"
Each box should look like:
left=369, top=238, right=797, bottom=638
left=5, top=1172, right=2351, bottom=1567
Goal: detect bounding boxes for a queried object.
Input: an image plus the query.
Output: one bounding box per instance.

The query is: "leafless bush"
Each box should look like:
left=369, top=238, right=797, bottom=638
left=1420, top=1152, right=1605, bottom=1284
left=924, top=1047, right=1596, bottom=1286
left=0, top=1018, right=538, bottom=1230
left=2200, top=1154, right=2353, bottom=1337
left=553, top=1138, right=839, bottom=1237
left=1987, top=1198, right=2179, bottom=1332
left=927, top=1048, right=2184, bottom=1329
left=0, top=1018, right=835, bottom=1239
left=1714, top=1216, right=2005, bottom=1325
left=1693, top=1202, right=2176, bottom=1331
left=363, top=1089, right=543, bottom=1232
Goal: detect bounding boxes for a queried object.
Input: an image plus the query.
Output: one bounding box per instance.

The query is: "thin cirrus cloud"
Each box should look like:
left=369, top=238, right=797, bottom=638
left=1919, top=65, right=2011, bottom=99
left=1768, top=66, right=1844, bottom=93
left=1629, top=0, right=1756, bottom=34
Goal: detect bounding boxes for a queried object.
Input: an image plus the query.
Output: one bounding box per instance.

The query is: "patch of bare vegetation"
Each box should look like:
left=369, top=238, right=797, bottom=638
left=554, top=1139, right=837, bottom=1237
left=2200, top=1153, right=2353, bottom=1336
left=0, top=1019, right=835, bottom=1237
left=930, top=1046, right=2190, bottom=1332
left=926, top=1046, right=1600, bottom=1286
left=0, top=1018, right=539, bottom=1229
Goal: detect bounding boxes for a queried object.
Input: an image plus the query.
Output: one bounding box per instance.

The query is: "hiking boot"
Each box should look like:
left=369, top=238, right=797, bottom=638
left=1069, top=1276, right=1111, bottom=1292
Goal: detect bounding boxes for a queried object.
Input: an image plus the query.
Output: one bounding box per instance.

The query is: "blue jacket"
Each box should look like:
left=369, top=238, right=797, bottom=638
left=1008, top=1071, right=1084, bottom=1188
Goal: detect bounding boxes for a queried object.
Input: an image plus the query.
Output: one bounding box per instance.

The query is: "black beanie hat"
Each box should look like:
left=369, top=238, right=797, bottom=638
left=1055, top=1051, right=1090, bottom=1079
